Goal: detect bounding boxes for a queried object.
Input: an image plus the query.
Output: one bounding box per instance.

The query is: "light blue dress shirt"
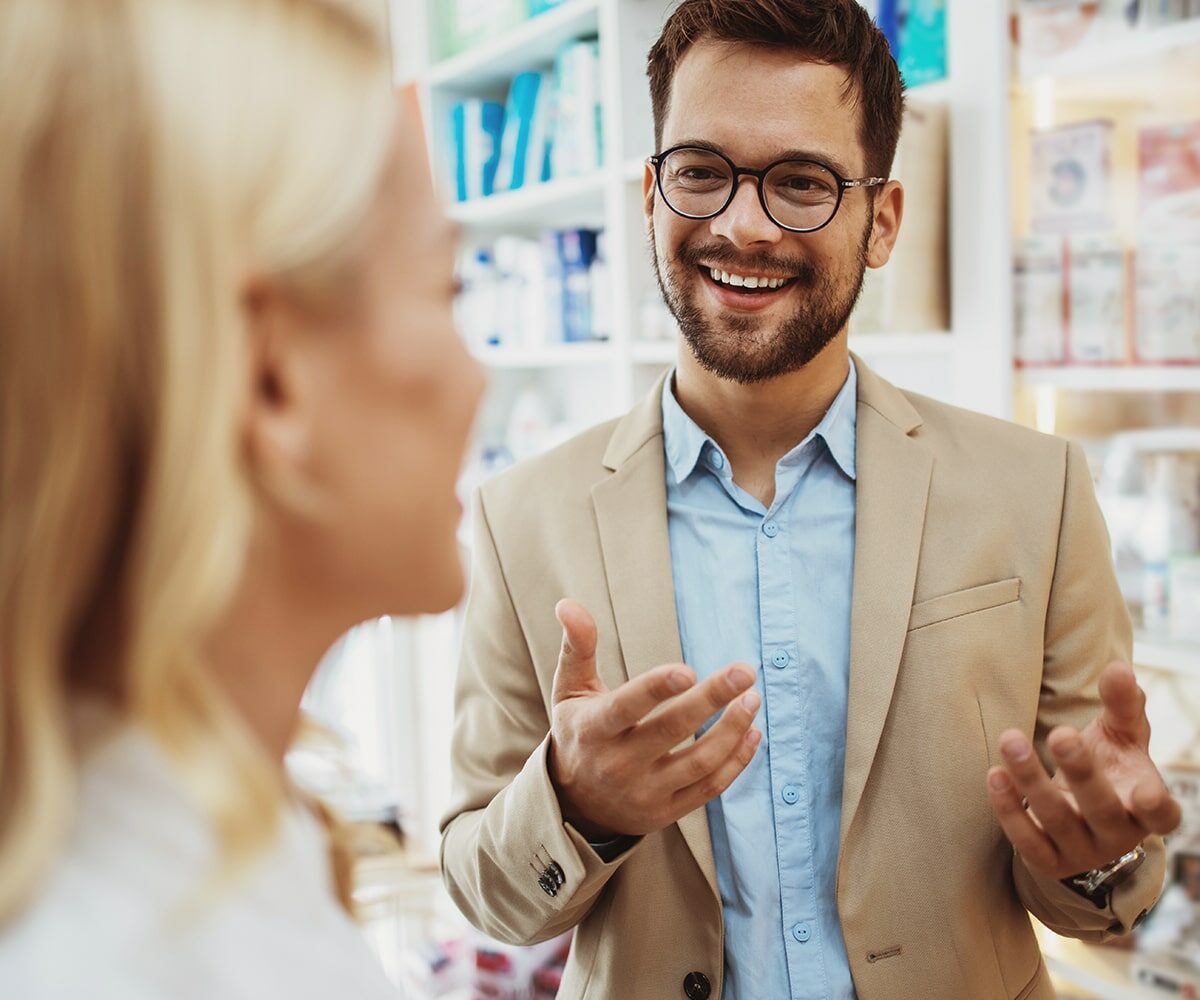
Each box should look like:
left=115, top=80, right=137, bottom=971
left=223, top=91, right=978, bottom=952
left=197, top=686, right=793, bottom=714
left=661, top=363, right=859, bottom=1000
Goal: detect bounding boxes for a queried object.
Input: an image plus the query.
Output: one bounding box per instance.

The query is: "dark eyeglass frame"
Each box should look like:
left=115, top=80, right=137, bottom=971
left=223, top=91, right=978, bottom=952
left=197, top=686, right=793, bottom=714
left=648, top=143, right=888, bottom=234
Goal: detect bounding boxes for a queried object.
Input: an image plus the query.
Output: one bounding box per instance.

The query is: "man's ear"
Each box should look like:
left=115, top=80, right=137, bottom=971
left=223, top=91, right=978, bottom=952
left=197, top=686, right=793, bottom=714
left=866, top=179, right=905, bottom=270
left=643, top=160, right=656, bottom=234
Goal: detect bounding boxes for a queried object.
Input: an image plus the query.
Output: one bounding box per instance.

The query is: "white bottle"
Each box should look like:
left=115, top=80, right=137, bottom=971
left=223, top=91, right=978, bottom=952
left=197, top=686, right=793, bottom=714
left=590, top=232, right=612, bottom=342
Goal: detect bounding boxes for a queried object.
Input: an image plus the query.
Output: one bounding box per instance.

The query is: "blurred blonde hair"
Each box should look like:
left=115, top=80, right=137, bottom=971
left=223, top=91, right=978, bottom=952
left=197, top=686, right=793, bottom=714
left=0, top=0, right=396, bottom=921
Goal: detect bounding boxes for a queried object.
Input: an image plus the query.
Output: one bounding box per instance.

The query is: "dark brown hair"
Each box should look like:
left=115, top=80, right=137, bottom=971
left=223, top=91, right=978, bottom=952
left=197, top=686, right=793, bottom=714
left=647, top=0, right=906, bottom=179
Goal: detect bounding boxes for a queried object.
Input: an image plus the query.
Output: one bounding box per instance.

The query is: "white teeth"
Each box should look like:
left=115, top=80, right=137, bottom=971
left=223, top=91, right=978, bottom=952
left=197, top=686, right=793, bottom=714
left=708, top=268, right=792, bottom=289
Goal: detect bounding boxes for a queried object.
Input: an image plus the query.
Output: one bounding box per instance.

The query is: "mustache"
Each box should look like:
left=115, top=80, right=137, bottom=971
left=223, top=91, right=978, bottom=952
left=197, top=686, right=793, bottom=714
left=673, top=242, right=818, bottom=284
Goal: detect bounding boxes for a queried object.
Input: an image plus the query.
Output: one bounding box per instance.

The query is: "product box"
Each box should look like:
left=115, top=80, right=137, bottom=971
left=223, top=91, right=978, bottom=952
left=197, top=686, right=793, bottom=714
left=860, top=1, right=947, bottom=87
left=855, top=100, right=948, bottom=334
left=435, top=0, right=528, bottom=60
left=1140, top=0, right=1200, bottom=25
left=495, top=71, right=553, bottom=193
left=1015, top=0, right=1132, bottom=67
left=1134, top=236, right=1200, bottom=362
left=1066, top=234, right=1129, bottom=363
left=550, top=40, right=603, bottom=179
left=1031, top=119, right=1116, bottom=234
left=450, top=99, right=505, bottom=203
left=472, top=930, right=571, bottom=1000
left=1139, top=120, right=1200, bottom=236
left=900, top=0, right=947, bottom=87
left=1014, top=235, right=1068, bottom=365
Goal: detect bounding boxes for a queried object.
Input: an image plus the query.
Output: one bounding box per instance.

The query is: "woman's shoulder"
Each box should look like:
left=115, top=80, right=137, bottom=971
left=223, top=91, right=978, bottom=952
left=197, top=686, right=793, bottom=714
left=0, top=723, right=403, bottom=999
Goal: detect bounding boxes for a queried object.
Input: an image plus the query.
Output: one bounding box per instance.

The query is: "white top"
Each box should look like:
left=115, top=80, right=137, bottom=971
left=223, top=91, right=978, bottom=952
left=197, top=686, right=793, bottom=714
left=0, top=720, right=403, bottom=1000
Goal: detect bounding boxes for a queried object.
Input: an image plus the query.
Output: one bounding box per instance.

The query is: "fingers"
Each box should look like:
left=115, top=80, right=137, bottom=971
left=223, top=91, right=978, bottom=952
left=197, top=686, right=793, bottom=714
left=998, top=730, right=1094, bottom=871
left=552, top=599, right=603, bottom=704
left=987, top=767, right=1061, bottom=875
left=633, top=664, right=758, bottom=756
left=671, top=726, right=763, bottom=818
left=1098, top=662, right=1150, bottom=748
left=595, top=663, right=696, bottom=738
left=1047, top=727, right=1138, bottom=851
left=658, top=689, right=762, bottom=790
left=1130, top=777, right=1183, bottom=836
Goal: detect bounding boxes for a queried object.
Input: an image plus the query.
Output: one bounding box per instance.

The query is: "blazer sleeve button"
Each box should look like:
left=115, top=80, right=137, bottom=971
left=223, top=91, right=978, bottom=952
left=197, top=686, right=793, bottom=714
left=683, top=971, right=711, bottom=999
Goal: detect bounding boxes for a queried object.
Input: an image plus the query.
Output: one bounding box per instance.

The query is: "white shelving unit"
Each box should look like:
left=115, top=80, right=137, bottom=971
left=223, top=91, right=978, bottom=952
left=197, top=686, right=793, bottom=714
left=1017, top=15, right=1200, bottom=86
left=426, top=0, right=601, bottom=90
left=444, top=171, right=607, bottom=231
left=1017, top=367, right=1200, bottom=393
left=1012, top=14, right=1200, bottom=1000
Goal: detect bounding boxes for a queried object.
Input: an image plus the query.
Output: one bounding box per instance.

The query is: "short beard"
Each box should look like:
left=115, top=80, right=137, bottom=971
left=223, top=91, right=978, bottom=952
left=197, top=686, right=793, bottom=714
left=651, top=222, right=872, bottom=385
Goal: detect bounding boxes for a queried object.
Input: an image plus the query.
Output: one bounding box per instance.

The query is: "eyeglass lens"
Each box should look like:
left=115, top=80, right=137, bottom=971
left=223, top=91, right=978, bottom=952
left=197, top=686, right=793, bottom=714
left=658, top=147, right=841, bottom=232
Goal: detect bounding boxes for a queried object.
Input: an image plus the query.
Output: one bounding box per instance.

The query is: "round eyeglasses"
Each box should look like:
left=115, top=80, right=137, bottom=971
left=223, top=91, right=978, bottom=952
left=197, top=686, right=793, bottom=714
left=648, top=144, right=888, bottom=234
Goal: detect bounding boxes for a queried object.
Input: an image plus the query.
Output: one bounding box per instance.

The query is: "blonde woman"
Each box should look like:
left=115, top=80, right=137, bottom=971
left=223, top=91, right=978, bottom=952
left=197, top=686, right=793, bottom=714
left=0, top=0, right=484, bottom=997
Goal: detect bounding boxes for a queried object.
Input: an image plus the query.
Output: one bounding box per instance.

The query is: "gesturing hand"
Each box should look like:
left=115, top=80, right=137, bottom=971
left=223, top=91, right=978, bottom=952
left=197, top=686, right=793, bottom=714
left=986, top=662, right=1182, bottom=880
left=547, top=598, right=763, bottom=841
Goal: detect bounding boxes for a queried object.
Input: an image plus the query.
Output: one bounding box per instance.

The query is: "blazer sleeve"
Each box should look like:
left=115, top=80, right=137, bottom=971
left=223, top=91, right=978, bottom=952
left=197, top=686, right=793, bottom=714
left=1013, top=441, right=1167, bottom=941
left=438, top=489, right=637, bottom=946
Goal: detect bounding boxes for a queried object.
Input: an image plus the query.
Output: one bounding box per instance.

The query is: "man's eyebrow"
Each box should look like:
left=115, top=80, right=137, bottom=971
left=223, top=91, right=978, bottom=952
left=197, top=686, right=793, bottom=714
left=668, top=137, right=855, bottom=178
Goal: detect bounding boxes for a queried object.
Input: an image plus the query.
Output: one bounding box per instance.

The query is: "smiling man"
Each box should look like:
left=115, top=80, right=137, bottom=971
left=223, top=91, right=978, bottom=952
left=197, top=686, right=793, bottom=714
left=439, top=3, right=1180, bottom=999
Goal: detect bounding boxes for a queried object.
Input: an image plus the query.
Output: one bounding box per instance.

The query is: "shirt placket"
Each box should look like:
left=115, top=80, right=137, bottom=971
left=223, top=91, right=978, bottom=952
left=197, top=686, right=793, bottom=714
left=759, top=463, right=826, bottom=1000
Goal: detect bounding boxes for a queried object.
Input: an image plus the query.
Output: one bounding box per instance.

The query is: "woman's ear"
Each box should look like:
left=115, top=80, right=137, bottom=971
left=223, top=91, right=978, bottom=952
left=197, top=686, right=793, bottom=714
left=240, top=278, right=322, bottom=515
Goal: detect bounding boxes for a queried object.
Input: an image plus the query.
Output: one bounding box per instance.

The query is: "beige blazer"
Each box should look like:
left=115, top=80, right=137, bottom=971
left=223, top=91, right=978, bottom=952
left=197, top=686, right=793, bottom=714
left=440, top=357, right=1165, bottom=1000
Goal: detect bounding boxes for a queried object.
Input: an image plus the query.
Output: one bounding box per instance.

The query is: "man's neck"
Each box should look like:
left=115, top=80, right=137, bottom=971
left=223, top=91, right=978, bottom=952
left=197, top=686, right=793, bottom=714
left=673, top=332, right=852, bottom=506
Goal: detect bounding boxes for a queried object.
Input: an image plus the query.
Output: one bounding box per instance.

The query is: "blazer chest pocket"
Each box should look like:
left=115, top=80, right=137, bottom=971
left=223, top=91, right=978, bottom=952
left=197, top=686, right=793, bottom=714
left=907, top=577, right=1022, bottom=632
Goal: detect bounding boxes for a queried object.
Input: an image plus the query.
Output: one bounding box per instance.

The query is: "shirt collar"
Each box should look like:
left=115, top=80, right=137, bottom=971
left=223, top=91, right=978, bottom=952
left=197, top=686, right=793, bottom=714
left=661, top=360, right=858, bottom=484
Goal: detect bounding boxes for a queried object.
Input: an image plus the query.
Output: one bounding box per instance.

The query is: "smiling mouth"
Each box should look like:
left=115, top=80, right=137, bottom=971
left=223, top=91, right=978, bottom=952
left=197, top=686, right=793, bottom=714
left=700, top=265, right=796, bottom=292
left=699, top=265, right=800, bottom=296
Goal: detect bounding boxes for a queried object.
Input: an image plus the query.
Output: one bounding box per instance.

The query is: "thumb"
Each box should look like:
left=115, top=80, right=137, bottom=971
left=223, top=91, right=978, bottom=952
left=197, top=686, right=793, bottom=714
left=552, top=599, right=603, bottom=704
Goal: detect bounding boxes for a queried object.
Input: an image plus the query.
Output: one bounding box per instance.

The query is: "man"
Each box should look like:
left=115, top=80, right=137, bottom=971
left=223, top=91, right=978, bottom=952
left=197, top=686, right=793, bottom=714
left=439, top=3, right=1182, bottom=998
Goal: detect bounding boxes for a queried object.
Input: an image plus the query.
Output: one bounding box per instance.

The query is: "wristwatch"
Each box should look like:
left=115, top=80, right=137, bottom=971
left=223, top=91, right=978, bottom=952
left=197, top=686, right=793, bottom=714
left=1062, top=844, right=1147, bottom=909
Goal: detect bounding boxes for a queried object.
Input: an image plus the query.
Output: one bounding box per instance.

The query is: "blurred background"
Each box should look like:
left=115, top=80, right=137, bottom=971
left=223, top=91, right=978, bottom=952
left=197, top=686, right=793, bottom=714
left=288, top=1, right=1200, bottom=996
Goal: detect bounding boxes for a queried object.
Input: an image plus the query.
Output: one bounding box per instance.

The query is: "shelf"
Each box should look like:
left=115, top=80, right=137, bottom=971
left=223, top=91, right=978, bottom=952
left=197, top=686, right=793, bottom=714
left=850, top=332, right=955, bottom=356
left=630, top=340, right=677, bottom=365
left=474, top=341, right=615, bottom=369
left=1016, top=366, right=1200, bottom=393
left=446, top=172, right=607, bottom=231
left=1017, top=17, right=1200, bottom=86
left=1134, top=633, right=1200, bottom=680
left=427, top=0, right=601, bottom=92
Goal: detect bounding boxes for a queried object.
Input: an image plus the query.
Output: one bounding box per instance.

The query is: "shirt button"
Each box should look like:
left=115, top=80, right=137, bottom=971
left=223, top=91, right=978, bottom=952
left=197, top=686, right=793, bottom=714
left=771, top=649, right=790, bottom=669
left=762, top=520, right=779, bottom=538
left=792, top=922, right=812, bottom=944
left=709, top=452, right=725, bottom=471
left=781, top=784, right=800, bottom=805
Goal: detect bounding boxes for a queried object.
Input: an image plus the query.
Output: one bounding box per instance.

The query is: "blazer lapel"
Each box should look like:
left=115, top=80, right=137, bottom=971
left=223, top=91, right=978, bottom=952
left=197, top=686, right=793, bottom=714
left=839, top=358, right=934, bottom=851
left=591, top=373, right=720, bottom=901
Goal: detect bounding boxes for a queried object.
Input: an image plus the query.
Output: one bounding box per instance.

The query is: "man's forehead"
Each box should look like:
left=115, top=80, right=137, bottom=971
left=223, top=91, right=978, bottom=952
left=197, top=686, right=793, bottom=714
left=662, top=40, right=862, bottom=164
